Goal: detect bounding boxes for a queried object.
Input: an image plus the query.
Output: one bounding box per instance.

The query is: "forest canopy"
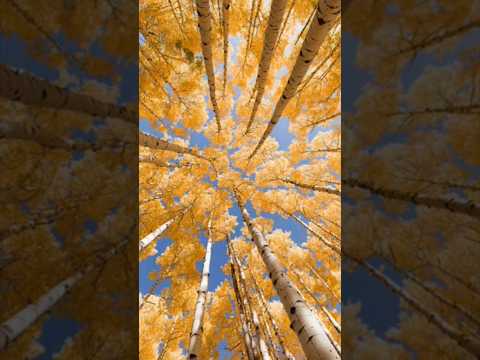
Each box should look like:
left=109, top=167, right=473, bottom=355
left=139, top=0, right=341, bottom=359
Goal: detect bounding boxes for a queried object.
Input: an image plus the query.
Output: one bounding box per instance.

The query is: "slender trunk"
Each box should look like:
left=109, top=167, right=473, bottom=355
left=139, top=132, right=209, bottom=161
left=306, top=265, right=340, bottom=305
left=228, top=239, right=257, bottom=360
left=343, top=178, right=480, bottom=219
left=355, top=258, right=480, bottom=357
left=394, top=19, right=480, bottom=57
left=187, top=220, right=214, bottom=358
left=195, top=0, right=222, bottom=133
left=139, top=219, right=175, bottom=253
left=245, top=0, right=288, bottom=134
left=281, top=178, right=340, bottom=196
left=0, top=237, right=129, bottom=350
left=139, top=155, right=174, bottom=168
left=252, top=311, right=272, bottom=360
left=249, top=0, right=340, bottom=158
left=235, top=195, right=340, bottom=359
left=274, top=0, right=296, bottom=51
left=232, top=245, right=270, bottom=360
left=0, top=64, right=136, bottom=124
left=222, top=0, right=231, bottom=96
left=248, top=267, right=295, bottom=360
left=303, top=147, right=341, bottom=153
left=288, top=211, right=340, bottom=254
left=279, top=199, right=480, bottom=356
left=0, top=119, right=133, bottom=151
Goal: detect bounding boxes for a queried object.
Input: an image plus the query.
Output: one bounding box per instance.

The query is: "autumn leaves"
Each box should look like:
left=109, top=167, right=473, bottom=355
left=194, top=0, right=340, bottom=158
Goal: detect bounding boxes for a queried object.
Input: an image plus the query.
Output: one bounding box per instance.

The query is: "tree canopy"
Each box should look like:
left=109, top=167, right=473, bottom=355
left=139, top=0, right=341, bottom=359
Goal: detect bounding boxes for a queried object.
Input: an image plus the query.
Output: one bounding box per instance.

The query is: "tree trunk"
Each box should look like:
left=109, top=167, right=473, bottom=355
left=232, top=244, right=271, bottom=360
left=248, top=266, right=295, bottom=360
left=0, top=64, right=136, bottom=124
left=139, top=219, right=175, bottom=253
left=196, top=0, right=222, bottom=133
left=281, top=178, right=340, bottom=196
left=222, top=0, right=231, bottom=95
left=187, top=220, right=214, bottom=358
left=292, top=269, right=340, bottom=333
left=139, top=132, right=209, bottom=161
left=0, top=237, right=129, bottom=350
left=227, top=237, right=259, bottom=360
left=279, top=199, right=480, bottom=357
left=245, top=0, right=288, bottom=134
left=343, top=178, right=480, bottom=219
left=235, top=195, right=340, bottom=359
left=249, top=0, right=340, bottom=158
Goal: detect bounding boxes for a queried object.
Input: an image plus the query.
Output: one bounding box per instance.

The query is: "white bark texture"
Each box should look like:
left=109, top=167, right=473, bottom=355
left=289, top=204, right=480, bottom=357
left=252, top=311, right=272, bottom=360
left=245, top=0, right=288, bottom=134
left=343, top=178, right=480, bottom=219
left=0, top=238, right=128, bottom=350
left=139, top=218, right=175, bottom=253
left=228, top=240, right=257, bottom=360
left=196, top=0, right=222, bottom=132
left=222, top=0, right=231, bottom=95
left=249, top=0, right=340, bottom=158
left=187, top=221, right=214, bottom=358
left=282, top=178, right=340, bottom=196
left=0, top=64, right=136, bottom=124
left=250, top=269, right=295, bottom=360
left=237, top=199, right=339, bottom=359
left=139, top=154, right=172, bottom=168
left=139, top=132, right=208, bottom=161
left=233, top=249, right=270, bottom=360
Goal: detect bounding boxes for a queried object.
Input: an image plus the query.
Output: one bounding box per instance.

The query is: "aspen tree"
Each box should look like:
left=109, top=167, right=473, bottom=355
left=235, top=194, right=340, bottom=360
left=195, top=0, right=222, bottom=132
left=187, top=216, right=214, bottom=358
left=343, top=178, right=480, bottom=219
left=140, top=132, right=209, bottom=161
left=249, top=0, right=340, bottom=158
left=227, top=239, right=257, bottom=360
left=245, top=0, right=288, bottom=134
left=0, top=64, right=136, bottom=124
left=222, top=0, right=231, bottom=95
left=0, top=235, right=130, bottom=351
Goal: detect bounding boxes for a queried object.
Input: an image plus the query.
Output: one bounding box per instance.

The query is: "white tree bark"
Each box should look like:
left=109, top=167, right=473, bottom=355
left=232, top=247, right=271, bottom=360
left=0, top=64, right=136, bottom=124
left=139, top=219, right=175, bottom=253
left=222, top=0, right=231, bottom=95
left=139, top=132, right=209, bottom=161
left=281, top=178, right=340, bottom=196
left=252, top=311, right=272, bottom=360
left=250, top=268, right=295, bottom=360
left=245, top=0, right=288, bottom=134
left=236, top=197, right=339, bottom=359
left=187, top=220, right=214, bottom=358
left=249, top=0, right=340, bottom=158
left=343, top=178, right=480, bottom=219
left=228, top=253, right=257, bottom=359
left=196, top=0, right=222, bottom=132
left=281, top=201, right=480, bottom=357
left=0, top=238, right=129, bottom=350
